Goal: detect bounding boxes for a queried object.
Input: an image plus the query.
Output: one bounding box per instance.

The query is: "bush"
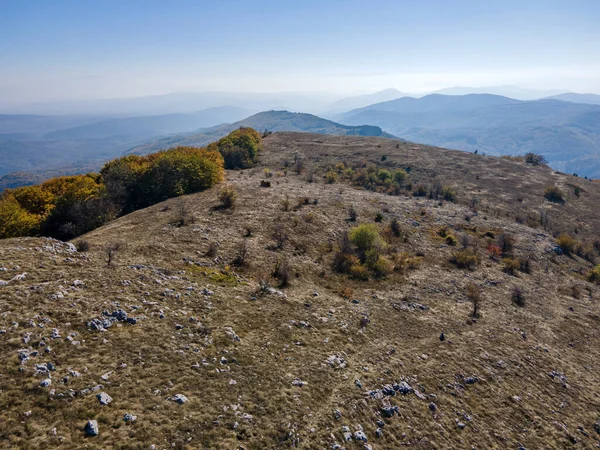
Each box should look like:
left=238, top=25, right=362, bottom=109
left=524, top=153, right=547, bottom=166
left=371, top=256, right=394, bottom=278
left=413, top=185, right=428, bottom=197
left=452, top=248, right=479, bottom=270
left=544, top=186, right=565, bottom=203
left=496, top=233, right=515, bottom=257
left=589, top=265, right=600, bottom=284
left=218, top=185, right=237, bottom=209
left=207, top=127, right=262, bottom=169
left=441, top=187, right=457, bottom=202
left=512, top=287, right=525, bottom=306
left=445, top=235, right=458, bottom=246
left=390, top=218, right=402, bottom=237
left=502, top=258, right=520, bottom=275
left=325, top=170, right=338, bottom=184
left=392, top=252, right=421, bottom=273
left=556, top=233, right=578, bottom=255
left=350, top=224, right=381, bottom=260
left=348, top=205, right=357, bottom=222
left=375, top=212, right=384, bottom=223
left=466, top=283, right=482, bottom=318
left=273, top=257, right=291, bottom=288
left=75, top=240, right=90, bottom=252
left=349, top=264, right=370, bottom=281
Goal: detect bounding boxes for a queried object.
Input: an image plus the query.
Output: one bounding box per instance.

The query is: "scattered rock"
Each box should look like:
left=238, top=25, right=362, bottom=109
left=97, top=392, right=112, bottom=405
left=429, top=402, right=437, bottom=412
left=123, top=413, right=137, bottom=423
left=381, top=405, right=399, bottom=417
left=40, top=378, right=52, bottom=387
left=464, top=376, right=478, bottom=385
left=169, top=394, right=189, bottom=404
left=84, top=420, right=99, bottom=437
left=439, top=332, right=445, bottom=341
left=292, top=378, right=307, bottom=387
left=354, top=430, right=367, bottom=441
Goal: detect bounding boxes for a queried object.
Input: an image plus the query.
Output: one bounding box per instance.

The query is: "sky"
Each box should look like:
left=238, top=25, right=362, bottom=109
left=1, top=0, right=599, bottom=106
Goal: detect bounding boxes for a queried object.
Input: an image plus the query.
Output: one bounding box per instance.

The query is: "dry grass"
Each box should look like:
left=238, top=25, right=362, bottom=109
left=1, top=132, right=600, bottom=449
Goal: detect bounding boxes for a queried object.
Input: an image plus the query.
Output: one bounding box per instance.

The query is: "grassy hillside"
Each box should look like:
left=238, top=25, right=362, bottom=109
left=1, top=132, right=600, bottom=449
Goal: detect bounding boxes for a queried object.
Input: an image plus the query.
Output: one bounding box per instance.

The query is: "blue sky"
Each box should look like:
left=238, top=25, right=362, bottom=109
left=1, top=0, right=599, bottom=104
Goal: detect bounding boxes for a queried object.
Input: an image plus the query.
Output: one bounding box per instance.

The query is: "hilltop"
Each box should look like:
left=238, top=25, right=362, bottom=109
left=1, top=132, right=600, bottom=449
left=127, top=110, right=395, bottom=155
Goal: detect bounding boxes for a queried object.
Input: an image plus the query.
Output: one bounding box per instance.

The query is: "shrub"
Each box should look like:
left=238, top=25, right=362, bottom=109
left=502, top=258, right=520, bottom=275
left=350, top=224, right=381, bottom=260
left=0, top=193, right=41, bottom=238
left=445, top=235, right=458, bottom=246
left=273, top=257, right=291, bottom=287
left=272, top=223, right=287, bottom=249
left=442, top=187, right=457, bottom=202
left=105, top=242, right=122, bottom=266
left=544, top=186, right=565, bottom=203
left=325, top=170, right=338, bottom=184
left=333, top=252, right=359, bottom=274
left=375, top=212, right=384, bottom=223
left=389, top=217, right=402, bottom=238
left=392, top=252, right=421, bottom=273
left=218, top=185, right=237, bottom=209
left=519, top=258, right=531, bottom=274
left=207, top=127, right=262, bottom=169
left=556, top=233, right=578, bottom=255
left=452, top=248, right=479, bottom=270
left=371, top=256, right=394, bottom=278
left=512, top=287, right=525, bottom=307
left=205, top=241, right=218, bottom=257
left=348, top=205, right=357, bottom=222
left=349, top=264, right=370, bottom=281
left=413, top=185, right=428, bottom=197
left=589, top=265, right=600, bottom=284
left=496, top=233, right=515, bottom=256
left=466, top=283, right=481, bottom=318
left=75, top=240, right=90, bottom=252
left=232, top=240, right=248, bottom=267
left=524, top=153, right=547, bottom=166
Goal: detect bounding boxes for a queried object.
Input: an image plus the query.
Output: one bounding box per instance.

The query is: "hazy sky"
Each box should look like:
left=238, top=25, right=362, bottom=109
left=1, top=0, right=599, bottom=105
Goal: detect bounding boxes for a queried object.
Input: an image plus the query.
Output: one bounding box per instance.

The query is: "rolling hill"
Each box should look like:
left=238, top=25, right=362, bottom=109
left=1, top=132, right=600, bottom=449
left=127, top=110, right=397, bottom=155
left=338, top=94, right=600, bottom=178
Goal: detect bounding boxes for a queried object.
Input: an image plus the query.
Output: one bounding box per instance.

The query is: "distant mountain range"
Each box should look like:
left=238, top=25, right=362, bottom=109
left=431, top=85, right=568, bottom=100
left=544, top=93, right=600, bottom=105
left=127, top=111, right=396, bottom=155
left=2, top=88, right=600, bottom=190
left=338, top=93, right=600, bottom=177
left=44, top=106, right=251, bottom=141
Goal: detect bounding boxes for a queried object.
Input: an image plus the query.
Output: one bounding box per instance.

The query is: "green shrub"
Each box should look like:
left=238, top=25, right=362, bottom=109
left=452, top=248, right=480, bottom=270
left=371, top=256, right=394, bottom=278
left=350, top=224, right=381, bottom=260
left=556, top=233, right=578, bottom=255
left=207, top=127, right=262, bottom=169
